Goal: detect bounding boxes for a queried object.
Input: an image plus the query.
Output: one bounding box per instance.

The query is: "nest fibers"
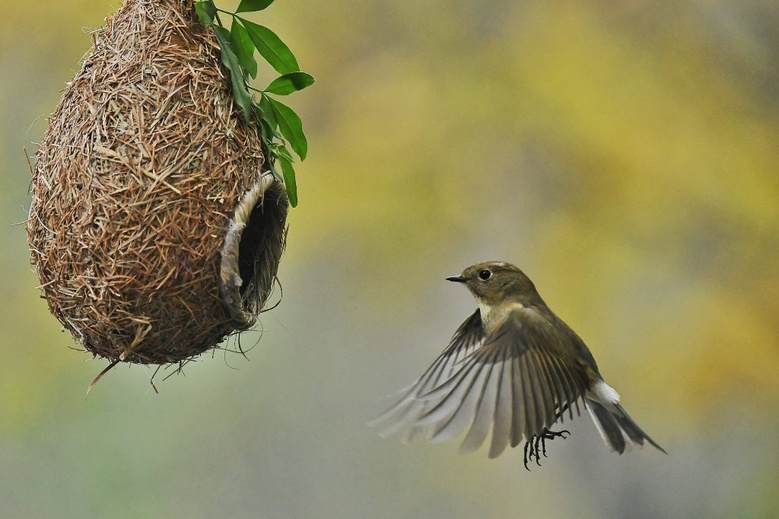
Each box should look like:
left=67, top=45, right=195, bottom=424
left=27, top=0, right=288, bottom=365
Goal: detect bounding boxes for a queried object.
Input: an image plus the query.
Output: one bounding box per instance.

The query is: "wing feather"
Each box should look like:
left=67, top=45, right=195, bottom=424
left=368, top=310, right=484, bottom=436
left=426, top=356, right=492, bottom=442
left=534, top=347, right=565, bottom=420
left=460, top=348, right=503, bottom=454
left=372, top=305, right=595, bottom=457
left=518, top=353, right=539, bottom=440
left=488, top=345, right=513, bottom=458
left=509, top=346, right=526, bottom=447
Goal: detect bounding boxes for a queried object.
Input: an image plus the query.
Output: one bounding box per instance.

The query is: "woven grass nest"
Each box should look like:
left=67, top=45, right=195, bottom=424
left=27, top=0, right=288, bottom=366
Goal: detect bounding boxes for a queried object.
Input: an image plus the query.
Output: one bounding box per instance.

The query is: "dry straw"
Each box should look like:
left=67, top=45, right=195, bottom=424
left=27, top=0, right=288, bottom=367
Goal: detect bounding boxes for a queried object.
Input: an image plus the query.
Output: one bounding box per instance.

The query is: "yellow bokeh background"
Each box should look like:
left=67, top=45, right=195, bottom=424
left=1, top=1, right=778, bottom=517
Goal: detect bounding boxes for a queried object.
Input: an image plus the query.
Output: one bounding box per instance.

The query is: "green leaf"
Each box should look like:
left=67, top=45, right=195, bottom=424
left=258, top=95, right=279, bottom=132
left=272, top=143, right=295, bottom=162
left=194, top=1, right=216, bottom=26
left=231, top=21, right=258, bottom=79
left=193, top=2, right=310, bottom=208
left=257, top=118, right=274, bottom=143
left=266, top=157, right=283, bottom=183
left=240, top=18, right=300, bottom=74
left=267, top=97, right=308, bottom=160
left=276, top=155, right=298, bottom=207
left=213, top=26, right=253, bottom=121
left=236, top=0, right=276, bottom=13
left=265, top=72, right=315, bottom=95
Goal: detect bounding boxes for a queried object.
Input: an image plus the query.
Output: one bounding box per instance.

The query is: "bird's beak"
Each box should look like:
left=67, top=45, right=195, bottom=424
left=446, top=275, right=466, bottom=283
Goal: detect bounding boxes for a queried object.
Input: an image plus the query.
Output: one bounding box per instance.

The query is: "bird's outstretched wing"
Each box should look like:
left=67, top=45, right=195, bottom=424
left=368, top=310, right=484, bottom=442
left=371, top=307, right=591, bottom=458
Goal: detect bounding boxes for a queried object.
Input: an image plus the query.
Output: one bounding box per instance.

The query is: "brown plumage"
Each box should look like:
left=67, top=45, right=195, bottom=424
left=371, top=261, right=666, bottom=467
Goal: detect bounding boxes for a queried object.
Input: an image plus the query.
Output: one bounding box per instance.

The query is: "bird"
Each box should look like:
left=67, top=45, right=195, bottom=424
left=369, top=261, right=666, bottom=468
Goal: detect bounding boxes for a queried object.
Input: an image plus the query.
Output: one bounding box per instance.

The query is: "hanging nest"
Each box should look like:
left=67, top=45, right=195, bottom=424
left=27, top=0, right=288, bottom=365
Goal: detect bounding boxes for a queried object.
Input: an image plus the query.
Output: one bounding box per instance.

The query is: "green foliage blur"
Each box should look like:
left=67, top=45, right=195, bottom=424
left=1, top=0, right=777, bottom=517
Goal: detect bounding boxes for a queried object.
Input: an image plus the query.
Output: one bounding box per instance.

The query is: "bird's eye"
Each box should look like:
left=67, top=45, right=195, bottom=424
left=478, top=270, right=492, bottom=280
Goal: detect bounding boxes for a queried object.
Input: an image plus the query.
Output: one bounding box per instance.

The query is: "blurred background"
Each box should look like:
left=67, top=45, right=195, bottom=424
left=2, top=0, right=778, bottom=517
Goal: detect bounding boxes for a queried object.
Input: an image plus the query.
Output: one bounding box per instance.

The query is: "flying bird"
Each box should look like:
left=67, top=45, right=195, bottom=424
left=370, top=261, right=666, bottom=468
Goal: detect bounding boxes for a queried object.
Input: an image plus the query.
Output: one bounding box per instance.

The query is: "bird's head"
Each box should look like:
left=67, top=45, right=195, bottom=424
left=447, top=261, right=540, bottom=308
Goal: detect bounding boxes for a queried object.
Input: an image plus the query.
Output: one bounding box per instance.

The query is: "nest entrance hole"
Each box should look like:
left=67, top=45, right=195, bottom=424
left=219, top=175, right=288, bottom=330
left=238, top=198, right=274, bottom=297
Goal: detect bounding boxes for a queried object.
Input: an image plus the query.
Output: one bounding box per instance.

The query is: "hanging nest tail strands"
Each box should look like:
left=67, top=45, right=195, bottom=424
left=27, top=0, right=288, bottom=367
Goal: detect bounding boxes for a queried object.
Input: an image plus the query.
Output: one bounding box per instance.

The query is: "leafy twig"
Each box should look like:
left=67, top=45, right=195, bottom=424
left=195, top=0, right=313, bottom=207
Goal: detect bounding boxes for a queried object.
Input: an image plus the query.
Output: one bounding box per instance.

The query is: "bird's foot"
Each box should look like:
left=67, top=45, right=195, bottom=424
left=523, top=428, right=571, bottom=470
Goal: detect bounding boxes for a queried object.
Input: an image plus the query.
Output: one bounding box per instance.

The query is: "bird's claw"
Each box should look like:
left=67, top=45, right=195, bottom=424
left=523, top=428, right=571, bottom=470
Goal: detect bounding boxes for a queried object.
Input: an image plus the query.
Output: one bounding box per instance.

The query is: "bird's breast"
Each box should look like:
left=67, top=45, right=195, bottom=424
left=478, top=301, right=527, bottom=333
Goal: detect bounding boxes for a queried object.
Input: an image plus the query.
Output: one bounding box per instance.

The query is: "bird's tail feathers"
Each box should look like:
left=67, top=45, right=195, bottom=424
left=585, top=398, right=666, bottom=454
